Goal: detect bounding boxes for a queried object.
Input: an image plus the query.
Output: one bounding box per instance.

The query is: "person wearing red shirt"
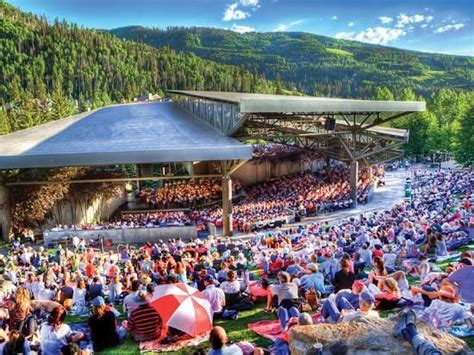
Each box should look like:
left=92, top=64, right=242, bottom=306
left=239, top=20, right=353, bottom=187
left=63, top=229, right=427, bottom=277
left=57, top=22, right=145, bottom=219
left=269, top=255, right=284, bottom=275
left=85, top=261, right=95, bottom=278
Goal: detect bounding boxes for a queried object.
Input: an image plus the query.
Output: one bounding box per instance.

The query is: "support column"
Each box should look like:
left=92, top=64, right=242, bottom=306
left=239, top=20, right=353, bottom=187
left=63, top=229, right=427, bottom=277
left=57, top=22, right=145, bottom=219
left=0, top=185, right=11, bottom=241
left=366, top=163, right=373, bottom=180
left=350, top=160, right=358, bottom=208
left=222, top=174, right=233, bottom=237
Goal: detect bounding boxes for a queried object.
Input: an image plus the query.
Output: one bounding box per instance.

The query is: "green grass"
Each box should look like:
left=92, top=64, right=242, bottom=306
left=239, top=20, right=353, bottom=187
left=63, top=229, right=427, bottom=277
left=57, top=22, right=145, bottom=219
left=69, top=302, right=275, bottom=354
left=326, top=48, right=354, bottom=57
left=70, top=244, right=474, bottom=353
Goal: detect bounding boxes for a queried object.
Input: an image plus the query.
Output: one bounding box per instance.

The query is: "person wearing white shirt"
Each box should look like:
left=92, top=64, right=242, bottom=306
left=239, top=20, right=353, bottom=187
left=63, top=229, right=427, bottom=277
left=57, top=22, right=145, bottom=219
left=40, top=306, right=83, bottom=355
left=219, top=271, right=240, bottom=295
left=420, top=286, right=470, bottom=328
left=202, top=276, right=225, bottom=316
left=358, top=244, right=372, bottom=266
left=383, top=246, right=397, bottom=273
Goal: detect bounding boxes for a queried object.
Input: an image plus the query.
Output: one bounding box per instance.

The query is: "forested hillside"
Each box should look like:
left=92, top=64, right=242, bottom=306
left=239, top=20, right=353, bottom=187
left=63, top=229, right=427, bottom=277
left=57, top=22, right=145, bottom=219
left=111, top=26, right=474, bottom=99
left=0, top=2, right=472, bottom=166
left=0, top=2, right=279, bottom=134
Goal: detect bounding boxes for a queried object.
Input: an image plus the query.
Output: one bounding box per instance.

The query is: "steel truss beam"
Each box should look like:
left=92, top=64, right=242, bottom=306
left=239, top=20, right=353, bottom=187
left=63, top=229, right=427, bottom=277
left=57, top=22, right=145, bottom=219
left=5, top=174, right=224, bottom=186
left=234, top=111, right=408, bottom=165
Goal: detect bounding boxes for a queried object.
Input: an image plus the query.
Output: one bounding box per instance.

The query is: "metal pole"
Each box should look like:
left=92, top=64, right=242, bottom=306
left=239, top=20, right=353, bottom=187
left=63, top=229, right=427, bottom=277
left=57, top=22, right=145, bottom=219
left=222, top=174, right=233, bottom=237
left=350, top=160, right=358, bottom=208
left=0, top=184, right=11, bottom=241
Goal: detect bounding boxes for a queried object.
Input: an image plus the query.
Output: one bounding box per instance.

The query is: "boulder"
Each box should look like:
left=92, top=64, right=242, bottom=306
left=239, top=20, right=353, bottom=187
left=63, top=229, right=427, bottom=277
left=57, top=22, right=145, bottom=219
left=288, top=315, right=469, bottom=354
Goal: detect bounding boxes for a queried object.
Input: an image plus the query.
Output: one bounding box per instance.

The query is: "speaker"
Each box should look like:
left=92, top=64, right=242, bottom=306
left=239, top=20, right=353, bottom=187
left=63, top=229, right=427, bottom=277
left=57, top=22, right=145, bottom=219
left=324, top=117, right=336, bottom=131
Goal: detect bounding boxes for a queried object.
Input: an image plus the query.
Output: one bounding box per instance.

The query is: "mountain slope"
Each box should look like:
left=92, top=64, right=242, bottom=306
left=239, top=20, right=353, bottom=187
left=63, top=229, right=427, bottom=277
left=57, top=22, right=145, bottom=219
left=111, top=26, right=474, bottom=98
left=0, top=2, right=278, bottom=120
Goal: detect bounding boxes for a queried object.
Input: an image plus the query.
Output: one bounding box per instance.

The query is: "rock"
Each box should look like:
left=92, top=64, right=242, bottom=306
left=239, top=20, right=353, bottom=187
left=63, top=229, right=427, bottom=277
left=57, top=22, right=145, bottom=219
left=288, top=315, right=470, bottom=354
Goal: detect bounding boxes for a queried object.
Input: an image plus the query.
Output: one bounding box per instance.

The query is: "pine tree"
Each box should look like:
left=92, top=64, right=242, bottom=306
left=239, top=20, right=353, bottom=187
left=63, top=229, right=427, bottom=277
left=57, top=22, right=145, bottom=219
left=50, top=86, right=76, bottom=120
left=454, top=106, right=474, bottom=166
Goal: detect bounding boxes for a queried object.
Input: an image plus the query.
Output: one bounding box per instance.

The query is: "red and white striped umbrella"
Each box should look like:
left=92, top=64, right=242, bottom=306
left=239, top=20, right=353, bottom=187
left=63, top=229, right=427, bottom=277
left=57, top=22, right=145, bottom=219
left=150, top=283, right=213, bottom=336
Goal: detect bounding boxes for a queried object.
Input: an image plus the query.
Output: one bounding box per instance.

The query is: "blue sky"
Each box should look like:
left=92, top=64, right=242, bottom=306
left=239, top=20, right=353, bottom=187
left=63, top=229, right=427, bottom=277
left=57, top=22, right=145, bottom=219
left=7, top=0, right=474, bottom=55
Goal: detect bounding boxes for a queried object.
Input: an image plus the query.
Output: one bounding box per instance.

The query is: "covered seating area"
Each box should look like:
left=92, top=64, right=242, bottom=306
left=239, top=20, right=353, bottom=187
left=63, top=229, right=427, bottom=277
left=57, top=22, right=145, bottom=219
left=0, top=92, right=425, bottom=241
left=169, top=90, right=425, bottom=212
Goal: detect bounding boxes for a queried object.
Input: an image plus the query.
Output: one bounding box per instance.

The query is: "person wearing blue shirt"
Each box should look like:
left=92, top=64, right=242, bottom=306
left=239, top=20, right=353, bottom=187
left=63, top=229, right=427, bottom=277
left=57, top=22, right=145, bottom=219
left=286, top=257, right=305, bottom=277
left=321, top=252, right=339, bottom=283
left=300, top=263, right=326, bottom=294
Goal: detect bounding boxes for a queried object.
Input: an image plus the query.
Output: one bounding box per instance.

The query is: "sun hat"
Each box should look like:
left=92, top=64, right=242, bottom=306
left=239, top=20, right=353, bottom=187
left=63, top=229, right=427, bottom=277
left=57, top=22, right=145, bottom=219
left=307, top=263, right=319, bottom=272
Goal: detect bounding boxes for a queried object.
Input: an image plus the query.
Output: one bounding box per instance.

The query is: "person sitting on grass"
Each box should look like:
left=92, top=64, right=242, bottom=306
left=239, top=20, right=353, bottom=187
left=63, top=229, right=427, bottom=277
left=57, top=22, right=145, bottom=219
left=332, top=259, right=355, bottom=293
left=265, top=271, right=300, bottom=330
left=299, top=263, right=326, bottom=296
left=0, top=330, right=31, bottom=354
left=88, top=296, right=125, bottom=352
left=202, top=275, right=225, bottom=319
left=272, top=312, right=313, bottom=354
left=321, top=280, right=365, bottom=323
left=374, top=277, right=401, bottom=311
left=39, top=306, right=84, bottom=355
left=338, top=290, right=379, bottom=323
left=208, top=326, right=243, bottom=355
left=417, top=285, right=471, bottom=328
left=123, top=291, right=164, bottom=342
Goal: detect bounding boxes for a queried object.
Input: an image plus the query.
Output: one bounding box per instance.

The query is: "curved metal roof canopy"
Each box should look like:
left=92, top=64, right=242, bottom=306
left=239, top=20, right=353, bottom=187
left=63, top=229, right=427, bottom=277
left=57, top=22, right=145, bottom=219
left=168, top=90, right=426, bottom=165
left=0, top=102, right=252, bottom=169
left=168, top=90, right=425, bottom=113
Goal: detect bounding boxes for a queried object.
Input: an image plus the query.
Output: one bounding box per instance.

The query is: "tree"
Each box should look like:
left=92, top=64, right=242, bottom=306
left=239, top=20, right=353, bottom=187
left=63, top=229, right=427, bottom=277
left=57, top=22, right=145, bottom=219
left=0, top=108, right=10, bottom=135
left=454, top=106, right=474, bottom=166
left=374, top=87, right=394, bottom=101
left=50, top=87, right=76, bottom=120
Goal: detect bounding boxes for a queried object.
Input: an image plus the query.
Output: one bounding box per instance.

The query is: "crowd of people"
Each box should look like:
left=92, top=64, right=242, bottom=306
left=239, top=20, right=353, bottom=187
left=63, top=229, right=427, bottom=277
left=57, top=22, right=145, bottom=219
left=137, top=179, right=242, bottom=209
left=48, top=165, right=377, bottom=233
left=1, top=167, right=472, bottom=354
left=191, top=165, right=375, bottom=232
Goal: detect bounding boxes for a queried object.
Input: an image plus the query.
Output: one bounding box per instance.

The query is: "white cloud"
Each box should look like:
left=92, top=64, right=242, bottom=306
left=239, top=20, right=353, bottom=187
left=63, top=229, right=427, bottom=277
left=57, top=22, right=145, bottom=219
left=396, top=13, right=432, bottom=28
left=223, top=3, right=249, bottom=21
left=379, top=16, right=393, bottom=24
left=223, top=0, right=259, bottom=21
left=348, top=22, right=354, bottom=27
left=273, top=19, right=304, bottom=32
left=433, top=23, right=465, bottom=33
left=239, top=0, right=259, bottom=6
left=420, top=23, right=428, bottom=28
left=231, top=24, right=256, bottom=33
left=332, top=16, right=338, bottom=20
left=335, top=27, right=407, bottom=45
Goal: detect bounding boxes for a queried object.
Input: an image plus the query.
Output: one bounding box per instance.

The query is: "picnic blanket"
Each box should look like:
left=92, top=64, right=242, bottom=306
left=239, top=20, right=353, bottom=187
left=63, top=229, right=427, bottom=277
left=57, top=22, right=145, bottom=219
left=69, top=322, right=94, bottom=353
left=449, top=325, right=474, bottom=338
left=247, top=319, right=283, bottom=341
left=139, top=333, right=208, bottom=353
left=436, top=252, right=461, bottom=263
left=248, top=313, right=322, bottom=341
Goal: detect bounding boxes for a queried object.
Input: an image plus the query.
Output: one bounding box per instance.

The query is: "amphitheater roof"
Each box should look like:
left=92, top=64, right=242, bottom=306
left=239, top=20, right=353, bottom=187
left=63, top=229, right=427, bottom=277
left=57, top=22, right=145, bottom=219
left=0, top=102, right=252, bottom=169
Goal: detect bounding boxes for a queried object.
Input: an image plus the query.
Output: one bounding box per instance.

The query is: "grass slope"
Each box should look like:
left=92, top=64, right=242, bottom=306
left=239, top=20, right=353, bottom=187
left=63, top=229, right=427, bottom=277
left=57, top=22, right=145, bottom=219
left=65, top=245, right=474, bottom=353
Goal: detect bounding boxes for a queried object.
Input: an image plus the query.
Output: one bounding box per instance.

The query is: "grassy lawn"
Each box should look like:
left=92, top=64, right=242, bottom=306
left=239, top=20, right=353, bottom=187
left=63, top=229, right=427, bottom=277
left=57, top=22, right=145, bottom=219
left=67, top=244, right=474, bottom=353
left=95, top=305, right=276, bottom=354
left=326, top=48, right=354, bottom=57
